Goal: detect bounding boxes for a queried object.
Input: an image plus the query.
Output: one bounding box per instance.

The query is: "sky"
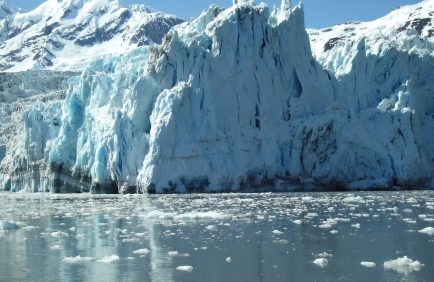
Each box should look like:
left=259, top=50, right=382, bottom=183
left=7, top=0, right=422, bottom=28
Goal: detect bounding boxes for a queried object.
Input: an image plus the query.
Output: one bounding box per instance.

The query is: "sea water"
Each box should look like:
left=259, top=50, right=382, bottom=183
left=0, top=191, right=433, bottom=282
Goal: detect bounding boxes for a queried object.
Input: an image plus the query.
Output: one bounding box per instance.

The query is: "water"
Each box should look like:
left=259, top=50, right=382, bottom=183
left=0, top=191, right=433, bottom=282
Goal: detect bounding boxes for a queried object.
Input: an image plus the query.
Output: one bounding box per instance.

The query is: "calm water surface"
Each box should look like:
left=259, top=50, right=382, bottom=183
left=0, top=191, right=434, bottom=282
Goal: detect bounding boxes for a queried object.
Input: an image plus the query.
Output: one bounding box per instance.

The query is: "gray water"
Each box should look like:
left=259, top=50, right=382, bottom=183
left=0, top=191, right=433, bottom=282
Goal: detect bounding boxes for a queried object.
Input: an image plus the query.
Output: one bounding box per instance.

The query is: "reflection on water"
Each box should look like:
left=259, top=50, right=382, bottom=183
left=0, top=191, right=434, bottom=282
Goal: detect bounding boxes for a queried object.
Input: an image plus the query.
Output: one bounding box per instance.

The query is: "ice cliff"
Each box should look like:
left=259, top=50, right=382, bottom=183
left=1, top=0, right=433, bottom=193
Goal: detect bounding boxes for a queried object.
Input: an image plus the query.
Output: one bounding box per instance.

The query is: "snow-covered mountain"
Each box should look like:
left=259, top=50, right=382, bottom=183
left=1, top=0, right=433, bottom=193
left=0, top=0, right=183, bottom=72
left=0, top=1, right=13, bottom=18
left=308, top=0, right=434, bottom=76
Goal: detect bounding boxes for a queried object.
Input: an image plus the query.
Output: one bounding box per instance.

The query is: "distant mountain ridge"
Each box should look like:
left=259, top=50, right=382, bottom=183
left=308, top=0, right=434, bottom=75
left=0, top=0, right=184, bottom=72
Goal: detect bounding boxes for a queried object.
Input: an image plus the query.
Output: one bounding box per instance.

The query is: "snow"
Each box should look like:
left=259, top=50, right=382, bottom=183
left=313, top=258, right=328, bottom=268
left=383, top=256, right=424, bottom=274
left=0, top=0, right=183, bottom=72
left=176, top=266, right=194, bottom=272
left=308, top=1, right=434, bottom=77
left=418, top=227, right=434, bottom=236
left=360, top=261, right=376, bottom=268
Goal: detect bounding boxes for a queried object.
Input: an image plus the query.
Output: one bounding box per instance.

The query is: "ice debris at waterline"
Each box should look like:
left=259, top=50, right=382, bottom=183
left=0, top=220, right=25, bottom=231
left=1, top=0, right=434, bottom=194
left=0, top=191, right=434, bottom=281
left=383, top=256, right=424, bottom=274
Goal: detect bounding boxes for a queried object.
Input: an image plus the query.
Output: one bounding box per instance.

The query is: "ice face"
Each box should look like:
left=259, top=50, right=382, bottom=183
left=2, top=1, right=434, bottom=194
left=38, top=3, right=336, bottom=193
left=0, top=71, right=74, bottom=192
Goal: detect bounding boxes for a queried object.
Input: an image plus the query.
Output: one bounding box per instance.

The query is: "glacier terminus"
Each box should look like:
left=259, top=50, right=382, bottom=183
left=0, top=0, right=433, bottom=194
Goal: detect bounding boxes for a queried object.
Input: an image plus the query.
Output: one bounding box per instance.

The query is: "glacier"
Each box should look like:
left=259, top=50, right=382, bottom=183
left=1, top=0, right=433, bottom=193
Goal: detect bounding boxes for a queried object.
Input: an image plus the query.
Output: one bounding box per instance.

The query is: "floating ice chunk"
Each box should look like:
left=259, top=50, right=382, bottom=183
left=97, top=255, right=120, bottom=263
left=272, top=230, right=284, bottom=235
left=384, top=256, right=424, bottom=274
left=63, top=256, right=95, bottom=264
left=361, top=261, right=376, bottom=268
left=319, top=219, right=337, bottom=229
left=170, top=211, right=229, bottom=221
left=122, top=238, right=140, bottom=243
left=176, top=266, right=194, bottom=272
left=351, top=223, right=361, bottom=229
left=76, top=234, right=86, bottom=240
left=50, top=245, right=62, bottom=251
left=293, top=220, right=303, bottom=225
left=317, top=252, right=333, bottom=258
left=0, top=220, right=24, bottom=231
left=313, top=258, right=328, bottom=268
left=330, top=230, right=338, bottom=234
left=273, top=239, right=290, bottom=244
left=226, top=257, right=232, bottom=263
left=418, top=227, right=434, bottom=236
left=403, top=218, right=417, bottom=224
left=343, top=196, right=365, bottom=204
left=51, top=231, right=69, bottom=238
left=205, top=225, right=217, bottom=231
left=168, top=251, right=179, bottom=257
left=133, top=248, right=150, bottom=255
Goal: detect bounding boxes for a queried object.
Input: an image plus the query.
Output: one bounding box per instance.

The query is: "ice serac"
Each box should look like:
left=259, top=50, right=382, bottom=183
left=307, top=0, right=434, bottom=189
left=45, top=2, right=334, bottom=193
left=139, top=2, right=335, bottom=193
left=0, top=71, right=75, bottom=192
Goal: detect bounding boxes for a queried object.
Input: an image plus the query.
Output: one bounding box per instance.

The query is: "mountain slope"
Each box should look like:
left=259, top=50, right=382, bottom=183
left=0, top=0, right=183, bottom=72
left=308, top=0, right=434, bottom=76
